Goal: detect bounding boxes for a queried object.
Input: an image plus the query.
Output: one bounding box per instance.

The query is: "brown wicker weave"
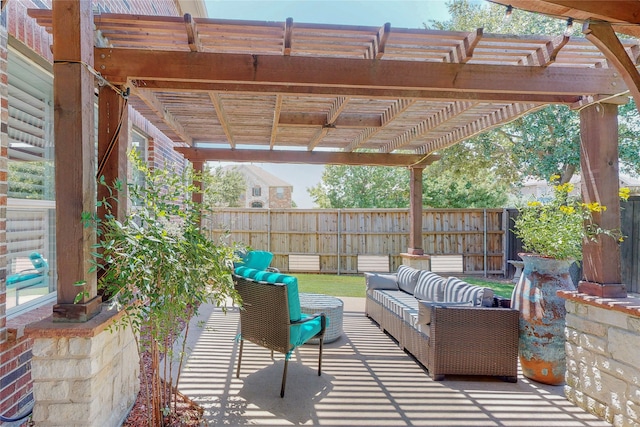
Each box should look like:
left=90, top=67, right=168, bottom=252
left=234, top=274, right=327, bottom=397
left=366, top=295, right=518, bottom=382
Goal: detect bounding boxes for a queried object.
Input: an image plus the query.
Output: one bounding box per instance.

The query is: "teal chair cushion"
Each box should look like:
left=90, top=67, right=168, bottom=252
left=290, top=314, right=327, bottom=348
left=274, top=275, right=302, bottom=322
left=252, top=270, right=284, bottom=283
left=243, top=251, right=273, bottom=271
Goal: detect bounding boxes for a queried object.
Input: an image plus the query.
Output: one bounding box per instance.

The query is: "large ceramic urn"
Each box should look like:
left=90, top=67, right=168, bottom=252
left=511, top=253, right=576, bottom=385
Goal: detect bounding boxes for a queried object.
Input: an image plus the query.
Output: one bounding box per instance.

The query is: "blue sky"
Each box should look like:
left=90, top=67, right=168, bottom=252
left=203, top=1, right=453, bottom=208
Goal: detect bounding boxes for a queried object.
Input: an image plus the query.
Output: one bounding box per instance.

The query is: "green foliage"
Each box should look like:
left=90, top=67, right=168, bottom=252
left=203, top=165, right=246, bottom=208
left=8, top=161, right=48, bottom=199
left=308, top=165, right=409, bottom=208
left=84, top=153, right=240, bottom=425
left=513, top=178, right=628, bottom=260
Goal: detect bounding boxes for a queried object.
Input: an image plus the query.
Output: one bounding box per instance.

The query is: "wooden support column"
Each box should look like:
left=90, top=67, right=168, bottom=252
left=407, top=166, right=424, bottom=255
left=52, top=0, right=101, bottom=321
left=578, top=102, right=627, bottom=298
left=97, top=85, right=128, bottom=221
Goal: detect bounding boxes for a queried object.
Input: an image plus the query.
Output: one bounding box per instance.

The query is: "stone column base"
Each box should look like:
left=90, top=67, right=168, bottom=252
left=400, top=253, right=431, bottom=270
left=26, top=307, right=139, bottom=427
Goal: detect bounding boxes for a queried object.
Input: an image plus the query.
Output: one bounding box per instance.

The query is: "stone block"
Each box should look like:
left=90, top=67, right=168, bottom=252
left=629, top=317, right=640, bottom=334
left=585, top=395, right=611, bottom=423
left=579, top=333, right=608, bottom=356
left=69, top=337, right=93, bottom=356
left=627, top=400, right=640, bottom=424
left=631, top=386, right=640, bottom=405
left=588, top=306, right=628, bottom=329
left=565, top=327, right=580, bottom=345
left=32, top=337, right=67, bottom=358
left=582, top=367, right=628, bottom=408
left=47, top=402, right=91, bottom=422
left=594, top=353, right=640, bottom=386
left=566, top=313, right=608, bottom=337
left=32, top=357, right=94, bottom=379
left=33, top=380, right=71, bottom=401
left=609, top=328, right=640, bottom=367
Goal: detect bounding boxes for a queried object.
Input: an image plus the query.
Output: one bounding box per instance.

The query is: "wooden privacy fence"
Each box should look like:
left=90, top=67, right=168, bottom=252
left=203, top=208, right=507, bottom=275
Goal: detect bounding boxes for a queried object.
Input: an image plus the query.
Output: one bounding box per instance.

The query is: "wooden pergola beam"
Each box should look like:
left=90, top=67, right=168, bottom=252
left=96, top=48, right=625, bottom=98
left=175, top=147, right=439, bottom=167
left=129, top=79, right=589, bottom=104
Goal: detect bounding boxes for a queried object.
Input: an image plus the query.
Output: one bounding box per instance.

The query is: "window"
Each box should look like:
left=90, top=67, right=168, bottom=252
left=276, top=187, right=285, bottom=199
left=6, top=49, right=56, bottom=316
left=251, top=201, right=263, bottom=208
left=130, top=129, right=148, bottom=205
left=252, top=186, right=261, bottom=197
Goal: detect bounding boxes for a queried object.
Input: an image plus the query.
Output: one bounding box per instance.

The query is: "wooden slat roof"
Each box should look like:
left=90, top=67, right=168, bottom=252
left=29, top=10, right=639, bottom=165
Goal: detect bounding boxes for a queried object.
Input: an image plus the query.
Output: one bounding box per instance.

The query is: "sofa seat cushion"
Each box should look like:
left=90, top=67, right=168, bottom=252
left=372, top=289, right=419, bottom=318
left=396, top=265, right=421, bottom=294
left=414, top=271, right=445, bottom=301
left=402, top=309, right=429, bottom=336
left=443, top=276, right=494, bottom=307
left=290, top=313, right=327, bottom=348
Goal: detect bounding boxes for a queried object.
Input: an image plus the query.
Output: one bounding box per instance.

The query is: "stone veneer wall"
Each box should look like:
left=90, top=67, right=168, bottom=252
left=25, top=309, right=140, bottom=427
left=560, top=291, right=640, bottom=426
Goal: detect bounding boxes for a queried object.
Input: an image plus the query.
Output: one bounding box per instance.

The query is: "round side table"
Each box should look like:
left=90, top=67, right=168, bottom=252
left=298, top=293, right=344, bottom=344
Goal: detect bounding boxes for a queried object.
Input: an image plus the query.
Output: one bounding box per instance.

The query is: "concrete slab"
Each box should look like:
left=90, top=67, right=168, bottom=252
left=168, top=297, right=611, bottom=426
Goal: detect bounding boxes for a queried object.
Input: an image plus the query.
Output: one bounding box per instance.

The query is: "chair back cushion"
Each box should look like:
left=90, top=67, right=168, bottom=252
left=396, top=265, right=420, bottom=294
left=29, top=252, right=48, bottom=273
left=443, top=276, right=494, bottom=307
left=243, top=251, right=274, bottom=271
left=274, top=275, right=302, bottom=322
left=414, top=271, right=445, bottom=301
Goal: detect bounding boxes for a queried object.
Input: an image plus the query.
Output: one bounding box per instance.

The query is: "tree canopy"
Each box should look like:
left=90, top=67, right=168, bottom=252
left=203, top=165, right=245, bottom=208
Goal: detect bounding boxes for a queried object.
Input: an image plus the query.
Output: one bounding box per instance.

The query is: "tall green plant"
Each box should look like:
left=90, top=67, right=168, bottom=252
left=83, top=154, right=240, bottom=426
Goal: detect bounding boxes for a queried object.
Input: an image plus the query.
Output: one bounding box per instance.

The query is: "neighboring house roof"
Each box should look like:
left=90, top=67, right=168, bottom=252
left=519, top=174, right=640, bottom=199
left=225, top=164, right=292, bottom=188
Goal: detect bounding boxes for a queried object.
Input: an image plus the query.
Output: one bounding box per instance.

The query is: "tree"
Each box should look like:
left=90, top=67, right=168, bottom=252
left=203, top=165, right=245, bottom=208
left=428, top=0, right=640, bottom=185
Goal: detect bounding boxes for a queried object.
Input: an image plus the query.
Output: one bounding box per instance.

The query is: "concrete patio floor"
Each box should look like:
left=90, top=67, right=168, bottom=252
left=170, top=297, right=611, bottom=426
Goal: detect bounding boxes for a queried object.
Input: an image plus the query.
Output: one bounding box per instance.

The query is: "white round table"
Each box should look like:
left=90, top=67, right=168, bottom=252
left=299, top=293, right=344, bottom=344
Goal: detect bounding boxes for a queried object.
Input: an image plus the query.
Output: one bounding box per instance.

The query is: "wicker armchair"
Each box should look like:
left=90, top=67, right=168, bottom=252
left=234, top=274, right=327, bottom=397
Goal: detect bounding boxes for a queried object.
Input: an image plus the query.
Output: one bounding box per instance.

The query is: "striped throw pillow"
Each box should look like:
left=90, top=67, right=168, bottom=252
left=443, top=276, right=494, bottom=307
left=396, top=265, right=421, bottom=294
left=414, top=271, right=445, bottom=301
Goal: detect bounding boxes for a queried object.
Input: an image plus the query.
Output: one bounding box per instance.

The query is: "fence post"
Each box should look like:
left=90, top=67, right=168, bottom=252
left=337, top=209, right=342, bottom=275
left=267, top=208, right=271, bottom=252
left=483, top=209, right=488, bottom=277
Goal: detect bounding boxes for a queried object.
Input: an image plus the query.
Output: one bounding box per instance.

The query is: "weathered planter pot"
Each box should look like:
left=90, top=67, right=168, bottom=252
left=511, top=253, right=575, bottom=385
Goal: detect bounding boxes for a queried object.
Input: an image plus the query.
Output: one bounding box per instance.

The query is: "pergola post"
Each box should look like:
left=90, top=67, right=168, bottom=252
left=97, top=85, right=129, bottom=222
left=51, top=0, right=101, bottom=320
left=577, top=102, right=627, bottom=298
left=407, top=166, right=424, bottom=255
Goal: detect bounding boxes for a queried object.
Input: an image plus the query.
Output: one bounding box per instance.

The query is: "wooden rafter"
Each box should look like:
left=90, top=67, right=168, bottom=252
left=278, top=112, right=381, bottom=128
left=208, top=92, right=235, bottom=148
left=344, top=98, right=416, bottom=152
left=327, top=97, right=349, bottom=124
left=448, top=28, right=483, bottom=63
left=270, top=94, right=282, bottom=148
left=419, top=103, right=539, bottom=154
left=307, top=126, right=330, bottom=151
left=131, top=86, right=194, bottom=145
left=184, top=13, right=203, bottom=52
left=176, top=147, right=439, bottom=166
left=284, top=17, right=293, bottom=56
left=381, top=101, right=476, bottom=153
left=521, top=34, right=570, bottom=66
left=369, top=22, right=391, bottom=59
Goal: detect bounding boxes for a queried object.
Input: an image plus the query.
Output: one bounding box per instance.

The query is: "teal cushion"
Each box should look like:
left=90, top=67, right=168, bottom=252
left=274, top=275, right=302, bottom=322
left=7, top=272, right=40, bottom=286
left=29, top=252, right=48, bottom=272
left=243, top=251, right=273, bottom=271
left=252, top=270, right=284, bottom=283
left=290, top=313, right=328, bottom=347
left=234, top=266, right=262, bottom=279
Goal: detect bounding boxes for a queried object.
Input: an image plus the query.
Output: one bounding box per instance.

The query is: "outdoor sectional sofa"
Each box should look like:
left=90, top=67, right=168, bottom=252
left=365, top=265, right=518, bottom=382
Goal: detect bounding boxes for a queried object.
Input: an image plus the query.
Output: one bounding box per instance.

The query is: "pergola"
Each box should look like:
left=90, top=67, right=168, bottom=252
left=31, top=2, right=639, bottom=320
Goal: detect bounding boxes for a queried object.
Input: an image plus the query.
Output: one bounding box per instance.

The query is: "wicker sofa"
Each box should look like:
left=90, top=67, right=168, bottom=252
left=365, top=265, right=518, bottom=382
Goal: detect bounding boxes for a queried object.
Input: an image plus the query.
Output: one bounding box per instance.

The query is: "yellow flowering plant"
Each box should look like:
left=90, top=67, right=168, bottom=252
left=513, top=175, right=629, bottom=261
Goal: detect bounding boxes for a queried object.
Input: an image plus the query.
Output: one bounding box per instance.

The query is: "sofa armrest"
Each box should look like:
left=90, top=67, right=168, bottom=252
left=426, top=306, right=519, bottom=379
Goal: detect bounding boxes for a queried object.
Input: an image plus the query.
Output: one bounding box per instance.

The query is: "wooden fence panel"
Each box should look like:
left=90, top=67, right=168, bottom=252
left=204, top=208, right=506, bottom=275
left=621, top=197, right=640, bottom=293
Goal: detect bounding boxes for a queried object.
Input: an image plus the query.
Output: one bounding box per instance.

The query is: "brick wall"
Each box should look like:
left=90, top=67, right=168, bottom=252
left=268, top=187, right=293, bottom=208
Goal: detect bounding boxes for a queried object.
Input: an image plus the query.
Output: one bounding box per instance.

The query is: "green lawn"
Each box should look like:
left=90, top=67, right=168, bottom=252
left=295, top=273, right=514, bottom=299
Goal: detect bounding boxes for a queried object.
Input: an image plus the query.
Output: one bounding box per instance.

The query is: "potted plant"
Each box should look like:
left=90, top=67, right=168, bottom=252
left=511, top=175, right=629, bottom=385
left=83, top=154, right=241, bottom=426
